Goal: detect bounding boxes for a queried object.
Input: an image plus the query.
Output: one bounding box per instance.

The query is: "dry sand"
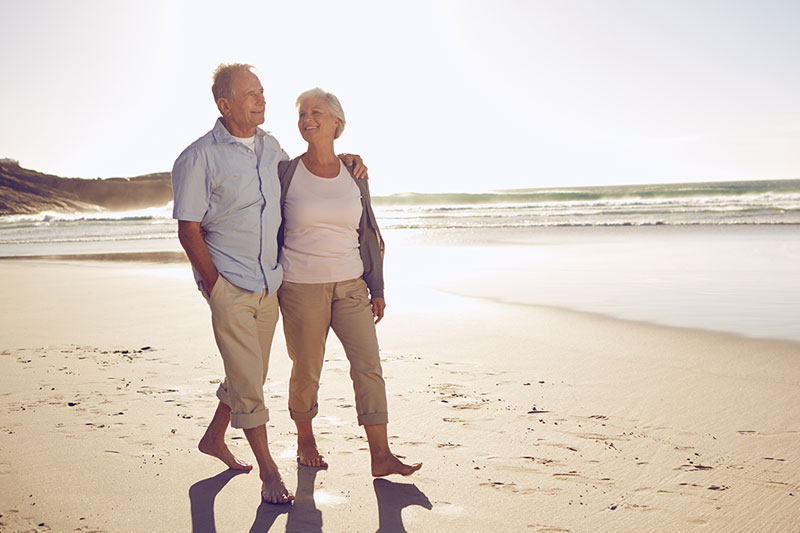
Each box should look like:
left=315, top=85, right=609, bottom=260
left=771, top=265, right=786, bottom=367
left=1, top=259, right=799, bottom=532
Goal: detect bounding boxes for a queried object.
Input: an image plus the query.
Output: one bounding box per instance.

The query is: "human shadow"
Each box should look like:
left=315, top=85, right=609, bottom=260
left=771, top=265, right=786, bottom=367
left=189, top=469, right=247, bottom=533
left=285, top=465, right=324, bottom=533
left=373, top=478, right=432, bottom=533
left=248, top=498, right=290, bottom=533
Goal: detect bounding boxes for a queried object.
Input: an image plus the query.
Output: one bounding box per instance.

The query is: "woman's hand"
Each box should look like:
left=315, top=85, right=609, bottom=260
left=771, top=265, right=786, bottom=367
left=371, top=297, right=386, bottom=324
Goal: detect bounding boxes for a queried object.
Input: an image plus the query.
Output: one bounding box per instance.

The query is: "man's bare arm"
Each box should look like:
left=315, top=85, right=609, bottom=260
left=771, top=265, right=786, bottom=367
left=177, top=221, right=219, bottom=292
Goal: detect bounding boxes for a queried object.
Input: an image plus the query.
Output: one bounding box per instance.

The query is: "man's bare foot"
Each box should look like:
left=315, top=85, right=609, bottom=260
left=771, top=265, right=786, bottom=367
left=199, top=435, right=253, bottom=471
left=297, top=443, right=328, bottom=468
left=371, top=452, right=422, bottom=477
left=261, top=470, right=294, bottom=504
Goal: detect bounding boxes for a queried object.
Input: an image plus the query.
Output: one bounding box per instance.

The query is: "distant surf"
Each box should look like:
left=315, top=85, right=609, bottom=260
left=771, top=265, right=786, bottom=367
left=373, top=179, right=800, bottom=228
left=0, top=179, right=798, bottom=257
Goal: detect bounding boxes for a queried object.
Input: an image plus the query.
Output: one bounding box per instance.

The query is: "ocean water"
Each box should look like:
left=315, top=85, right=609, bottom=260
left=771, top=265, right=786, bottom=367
left=374, top=179, right=800, bottom=229
left=389, top=224, right=800, bottom=343
left=1, top=179, right=799, bottom=255
left=1, top=179, right=798, bottom=342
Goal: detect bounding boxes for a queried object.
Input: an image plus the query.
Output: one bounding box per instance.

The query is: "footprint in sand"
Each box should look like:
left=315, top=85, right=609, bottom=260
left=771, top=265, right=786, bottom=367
left=675, top=464, right=713, bottom=472
left=529, top=525, right=570, bottom=533
left=399, top=441, right=428, bottom=448
left=479, top=480, right=539, bottom=495
left=451, top=403, right=484, bottom=410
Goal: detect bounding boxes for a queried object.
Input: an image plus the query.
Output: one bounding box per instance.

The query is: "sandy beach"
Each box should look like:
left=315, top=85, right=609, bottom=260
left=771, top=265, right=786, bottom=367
left=1, top=227, right=800, bottom=532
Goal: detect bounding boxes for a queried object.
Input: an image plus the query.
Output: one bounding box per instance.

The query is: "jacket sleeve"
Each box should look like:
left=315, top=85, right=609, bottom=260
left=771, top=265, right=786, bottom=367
left=352, top=173, right=385, bottom=299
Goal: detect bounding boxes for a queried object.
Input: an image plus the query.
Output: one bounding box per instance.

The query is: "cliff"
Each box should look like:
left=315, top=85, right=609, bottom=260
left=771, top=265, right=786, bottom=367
left=0, top=160, right=173, bottom=216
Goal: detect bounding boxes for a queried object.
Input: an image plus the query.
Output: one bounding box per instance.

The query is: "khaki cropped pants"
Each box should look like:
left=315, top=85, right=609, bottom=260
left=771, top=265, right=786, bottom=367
left=278, top=278, right=388, bottom=426
left=202, top=275, right=279, bottom=429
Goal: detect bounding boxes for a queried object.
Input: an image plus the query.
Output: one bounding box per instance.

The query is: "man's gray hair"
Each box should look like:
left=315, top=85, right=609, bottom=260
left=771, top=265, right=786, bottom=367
left=212, top=63, right=255, bottom=101
left=296, top=88, right=346, bottom=139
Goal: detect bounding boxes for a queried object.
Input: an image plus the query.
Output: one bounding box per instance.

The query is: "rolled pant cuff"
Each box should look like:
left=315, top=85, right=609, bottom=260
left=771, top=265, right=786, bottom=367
left=289, top=403, right=319, bottom=421
left=230, top=408, right=270, bottom=429
left=217, top=384, right=270, bottom=429
left=216, top=383, right=230, bottom=405
left=358, top=412, right=388, bottom=426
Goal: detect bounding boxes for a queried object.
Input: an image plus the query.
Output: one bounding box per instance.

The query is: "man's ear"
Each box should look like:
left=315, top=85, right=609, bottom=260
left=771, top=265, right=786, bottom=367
left=216, top=98, right=229, bottom=116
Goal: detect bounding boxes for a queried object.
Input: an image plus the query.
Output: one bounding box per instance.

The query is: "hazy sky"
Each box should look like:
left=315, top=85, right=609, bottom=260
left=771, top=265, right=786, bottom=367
left=1, top=0, right=798, bottom=194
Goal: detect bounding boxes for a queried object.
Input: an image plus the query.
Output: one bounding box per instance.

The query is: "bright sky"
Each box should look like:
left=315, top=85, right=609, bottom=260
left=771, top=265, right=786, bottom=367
left=1, top=0, right=798, bottom=195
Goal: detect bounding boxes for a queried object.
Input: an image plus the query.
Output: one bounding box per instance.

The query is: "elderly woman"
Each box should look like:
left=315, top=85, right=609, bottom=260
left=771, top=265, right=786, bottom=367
left=277, top=88, right=421, bottom=476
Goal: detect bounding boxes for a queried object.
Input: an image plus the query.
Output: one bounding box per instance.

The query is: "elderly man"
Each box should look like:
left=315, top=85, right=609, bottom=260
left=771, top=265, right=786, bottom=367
left=171, top=63, right=365, bottom=504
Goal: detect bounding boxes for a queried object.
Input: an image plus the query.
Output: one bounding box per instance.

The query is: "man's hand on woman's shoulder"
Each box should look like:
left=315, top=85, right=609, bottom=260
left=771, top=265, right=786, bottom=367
left=338, top=153, right=368, bottom=179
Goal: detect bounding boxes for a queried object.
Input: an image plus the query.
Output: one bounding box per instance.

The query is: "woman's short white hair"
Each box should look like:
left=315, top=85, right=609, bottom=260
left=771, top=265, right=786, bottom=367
left=296, top=88, right=346, bottom=139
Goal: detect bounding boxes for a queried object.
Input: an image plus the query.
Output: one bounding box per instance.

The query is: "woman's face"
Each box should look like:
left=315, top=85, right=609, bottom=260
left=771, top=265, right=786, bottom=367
left=298, top=97, right=339, bottom=143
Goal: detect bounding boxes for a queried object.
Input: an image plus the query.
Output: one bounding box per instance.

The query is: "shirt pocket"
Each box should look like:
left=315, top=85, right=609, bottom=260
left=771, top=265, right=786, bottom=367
left=214, top=172, right=263, bottom=214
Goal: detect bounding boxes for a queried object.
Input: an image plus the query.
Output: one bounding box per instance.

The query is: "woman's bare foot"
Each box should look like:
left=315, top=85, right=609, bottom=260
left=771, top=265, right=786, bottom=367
left=199, top=434, right=253, bottom=471
left=261, top=468, right=294, bottom=504
left=295, top=420, right=328, bottom=468
left=363, top=423, right=421, bottom=476
left=371, top=452, right=422, bottom=477
left=297, top=443, right=328, bottom=468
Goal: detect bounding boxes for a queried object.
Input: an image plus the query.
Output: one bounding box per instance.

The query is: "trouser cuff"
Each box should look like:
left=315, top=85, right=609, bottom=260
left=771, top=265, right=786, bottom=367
left=230, top=408, right=269, bottom=429
left=217, top=384, right=270, bottom=429
left=289, top=403, right=319, bottom=421
left=216, top=382, right=230, bottom=405
left=358, top=412, right=389, bottom=426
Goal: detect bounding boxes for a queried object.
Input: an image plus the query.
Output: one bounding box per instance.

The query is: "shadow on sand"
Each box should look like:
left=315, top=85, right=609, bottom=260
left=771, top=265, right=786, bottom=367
left=374, top=478, right=432, bottom=533
left=189, top=468, right=291, bottom=533
left=189, top=469, right=247, bottom=533
left=190, top=468, right=431, bottom=532
left=249, top=498, right=291, bottom=533
left=284, top=465, right=324, bottom=532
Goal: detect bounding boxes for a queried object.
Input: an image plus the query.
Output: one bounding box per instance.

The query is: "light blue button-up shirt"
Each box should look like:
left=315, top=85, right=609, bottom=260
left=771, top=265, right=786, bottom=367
left=171, top=118, right=289, bottom=295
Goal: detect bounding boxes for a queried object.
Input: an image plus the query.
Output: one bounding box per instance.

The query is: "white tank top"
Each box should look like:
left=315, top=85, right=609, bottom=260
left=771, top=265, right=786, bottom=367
left=279, top=159, right=364, bottom=283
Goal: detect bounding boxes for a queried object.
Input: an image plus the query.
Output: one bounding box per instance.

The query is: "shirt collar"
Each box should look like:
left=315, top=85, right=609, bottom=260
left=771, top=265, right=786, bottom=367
left=211, top=117, right=266, bottom=144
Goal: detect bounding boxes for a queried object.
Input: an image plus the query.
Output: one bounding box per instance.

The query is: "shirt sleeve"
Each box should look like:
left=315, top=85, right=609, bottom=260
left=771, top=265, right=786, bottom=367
left=267, top=132, right=290, bottom=162
left=171, top=148, right=210, bottom=222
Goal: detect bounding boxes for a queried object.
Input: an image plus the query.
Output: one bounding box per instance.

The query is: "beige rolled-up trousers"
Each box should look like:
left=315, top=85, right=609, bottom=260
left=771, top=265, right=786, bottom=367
left=202, top=275, right=279, bottom=429
left=278, top=277, right=388, bottom=426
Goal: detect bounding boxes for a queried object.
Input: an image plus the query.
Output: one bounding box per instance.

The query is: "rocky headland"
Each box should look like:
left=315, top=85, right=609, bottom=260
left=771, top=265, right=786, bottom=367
left=0, top=159, right=172, bottom=216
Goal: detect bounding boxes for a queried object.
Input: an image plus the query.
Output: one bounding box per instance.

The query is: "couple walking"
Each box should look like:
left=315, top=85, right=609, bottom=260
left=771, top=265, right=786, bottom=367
left=171, top=63, right=421, bottom=504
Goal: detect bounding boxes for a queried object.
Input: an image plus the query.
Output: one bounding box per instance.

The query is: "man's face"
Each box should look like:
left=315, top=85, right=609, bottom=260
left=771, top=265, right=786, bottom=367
left=221, top=70, right=266, bottom=136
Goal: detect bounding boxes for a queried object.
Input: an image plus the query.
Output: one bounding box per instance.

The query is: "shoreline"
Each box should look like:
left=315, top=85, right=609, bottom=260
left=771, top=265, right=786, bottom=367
left=2, top=249, right=798, bottom=346
left=0, top=251, right=188, bottom=263
left=439, top=286, right=800, bottom=347
left=2, top=221, right=799, bottom=345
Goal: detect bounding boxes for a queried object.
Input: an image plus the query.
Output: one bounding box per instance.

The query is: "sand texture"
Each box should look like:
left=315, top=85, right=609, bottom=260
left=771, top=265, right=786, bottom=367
left=1, top=260, right=799, bottom=532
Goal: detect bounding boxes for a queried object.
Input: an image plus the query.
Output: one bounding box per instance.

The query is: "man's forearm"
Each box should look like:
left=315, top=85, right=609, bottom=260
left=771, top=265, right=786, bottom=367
left=177, top=221, right=219, bottom=291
